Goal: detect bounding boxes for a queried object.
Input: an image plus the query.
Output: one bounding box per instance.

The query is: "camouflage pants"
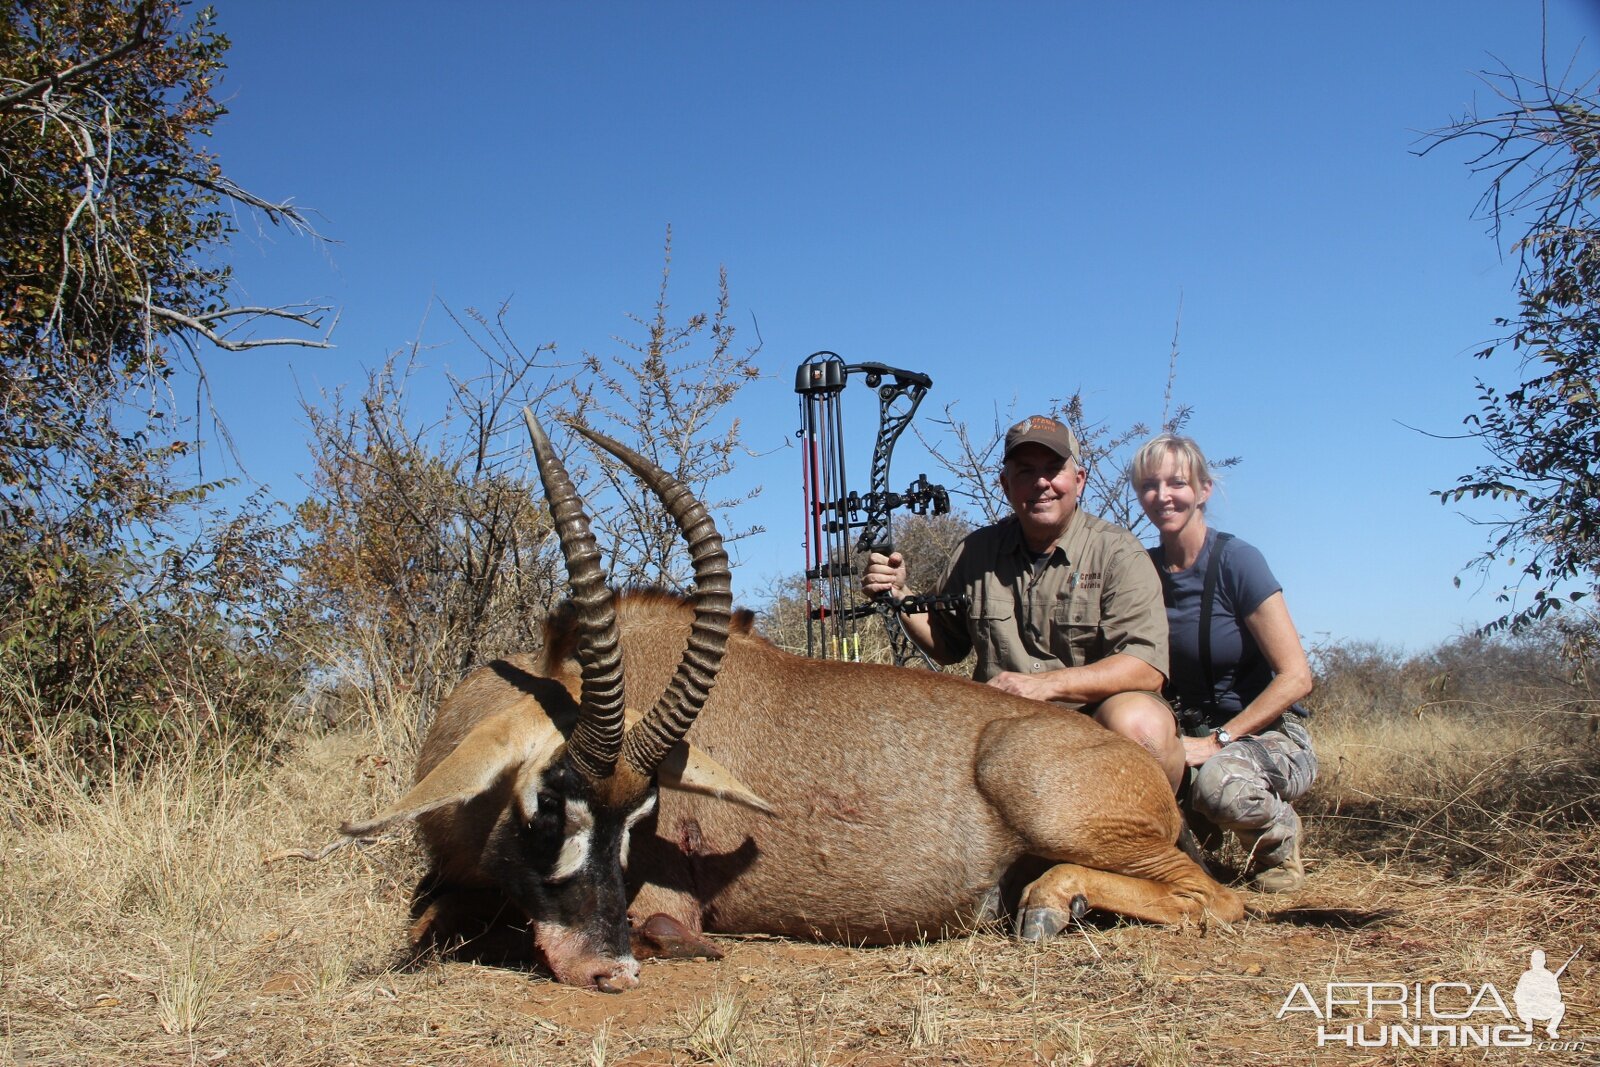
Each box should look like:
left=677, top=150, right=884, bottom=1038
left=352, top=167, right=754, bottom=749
left=1188, top=715, right=1317, bottom=868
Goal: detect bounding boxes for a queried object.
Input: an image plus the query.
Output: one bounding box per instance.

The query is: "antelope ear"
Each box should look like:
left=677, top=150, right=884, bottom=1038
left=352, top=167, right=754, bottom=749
left=340, top=711, right=562, bottom=838
left=656, top=741, right=775, bottom=815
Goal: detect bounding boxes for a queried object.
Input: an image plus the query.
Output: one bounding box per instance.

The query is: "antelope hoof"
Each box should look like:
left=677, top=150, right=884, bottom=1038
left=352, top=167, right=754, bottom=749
left=1016, top=905, right=1073, bottom=942
left=631, top=913, right=724, bottom=961
left=1069, top=893, right=1089, bottom=920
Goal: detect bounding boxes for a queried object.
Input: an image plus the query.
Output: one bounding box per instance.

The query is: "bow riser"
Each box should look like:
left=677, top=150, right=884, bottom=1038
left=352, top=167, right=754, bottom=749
left=794, top=352, right=962, bottom=667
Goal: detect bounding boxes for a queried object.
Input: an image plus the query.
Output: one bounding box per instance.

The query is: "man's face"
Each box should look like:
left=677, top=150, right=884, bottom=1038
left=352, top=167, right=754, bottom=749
left=999, top=442, right=1086, bottom=545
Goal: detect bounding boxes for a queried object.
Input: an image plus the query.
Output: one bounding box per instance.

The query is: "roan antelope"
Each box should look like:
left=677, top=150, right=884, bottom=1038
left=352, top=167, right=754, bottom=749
left=300, top=411, right=1243, bottom=992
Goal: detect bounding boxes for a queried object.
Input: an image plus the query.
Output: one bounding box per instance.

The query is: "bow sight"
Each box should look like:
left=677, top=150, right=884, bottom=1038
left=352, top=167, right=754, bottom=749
left=795, top=351, right=967, bottom=667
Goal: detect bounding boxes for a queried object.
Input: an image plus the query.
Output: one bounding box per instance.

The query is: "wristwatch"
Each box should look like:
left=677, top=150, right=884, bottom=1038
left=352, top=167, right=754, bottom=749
left=1212, top=728, right=1232, bottom=746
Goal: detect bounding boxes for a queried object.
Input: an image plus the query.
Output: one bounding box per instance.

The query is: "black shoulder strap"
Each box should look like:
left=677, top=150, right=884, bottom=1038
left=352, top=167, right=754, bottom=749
left=1199, top=532, right=1234, bottom=703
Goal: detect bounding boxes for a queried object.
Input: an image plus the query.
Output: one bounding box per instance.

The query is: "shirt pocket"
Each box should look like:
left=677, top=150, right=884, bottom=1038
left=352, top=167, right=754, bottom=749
left=1051, top=594, right=1102, bottom=666
left=974, top=602, right=1015, bottom=677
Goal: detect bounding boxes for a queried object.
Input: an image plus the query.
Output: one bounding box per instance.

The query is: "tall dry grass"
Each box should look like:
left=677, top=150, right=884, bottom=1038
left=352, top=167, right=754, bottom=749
left=1, top=629, right=1594, bottom=1064
left=0, top=639, right=426, bottom=1064
left=1301, top=635, right=1600, bottom=919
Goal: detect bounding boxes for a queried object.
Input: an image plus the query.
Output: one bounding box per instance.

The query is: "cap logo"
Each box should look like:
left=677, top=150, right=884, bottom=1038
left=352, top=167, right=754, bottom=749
left=1004, top=414, right=1079, bottom=463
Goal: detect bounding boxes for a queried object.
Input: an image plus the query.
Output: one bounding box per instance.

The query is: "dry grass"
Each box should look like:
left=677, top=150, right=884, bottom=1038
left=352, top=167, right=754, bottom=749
left=2, top=648, right=1597, bottom=1065
left=1305, top=700, right=1600, bottom=906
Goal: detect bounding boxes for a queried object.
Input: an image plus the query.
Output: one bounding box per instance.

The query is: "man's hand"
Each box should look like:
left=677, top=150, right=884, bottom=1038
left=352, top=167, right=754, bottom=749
left=985, top=671, right=1058, bottom=702
left=862, top=551, right=910, bottom=603
left=862, top=550, right=957, bottom=665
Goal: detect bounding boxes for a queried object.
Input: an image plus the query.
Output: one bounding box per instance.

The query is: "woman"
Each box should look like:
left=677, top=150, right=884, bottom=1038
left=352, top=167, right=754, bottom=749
left=1130, top=434, right=1317, bottom=892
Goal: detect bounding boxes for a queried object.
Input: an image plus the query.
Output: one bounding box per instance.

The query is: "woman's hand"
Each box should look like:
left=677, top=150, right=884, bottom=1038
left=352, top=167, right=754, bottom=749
left=1183, top=733, right=1224, bottom=767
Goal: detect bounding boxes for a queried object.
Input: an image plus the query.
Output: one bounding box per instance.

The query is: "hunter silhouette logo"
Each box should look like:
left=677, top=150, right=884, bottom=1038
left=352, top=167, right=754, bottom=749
left=1515, top=947, right=1576, bottom=1038
left=1277, top=944, right=1586, bottom=1051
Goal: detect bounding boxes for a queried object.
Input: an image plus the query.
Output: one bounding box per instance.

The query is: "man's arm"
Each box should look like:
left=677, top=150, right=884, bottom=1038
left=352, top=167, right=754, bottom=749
left=861, top=550, right=965, bottom=664
left=986, top=652, right=1164, bottom=704
left=988, top=530, right=1168, bottom=704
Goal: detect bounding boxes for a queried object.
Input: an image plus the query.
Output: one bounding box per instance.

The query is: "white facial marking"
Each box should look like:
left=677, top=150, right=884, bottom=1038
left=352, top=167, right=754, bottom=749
left=625, top=794, right=658, bottom=827
left=619, top=794, right=657, bottom=870
left=548, top=798, right=594, bottom=882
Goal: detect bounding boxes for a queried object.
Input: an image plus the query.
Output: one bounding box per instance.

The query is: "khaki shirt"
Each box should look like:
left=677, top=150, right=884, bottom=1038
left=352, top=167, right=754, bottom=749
left=927, top=509, right=1168, bottom=692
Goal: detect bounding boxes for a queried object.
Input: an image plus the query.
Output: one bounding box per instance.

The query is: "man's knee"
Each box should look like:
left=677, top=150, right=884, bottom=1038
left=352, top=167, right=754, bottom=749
left=1093, top=691, right=1177, bottom=749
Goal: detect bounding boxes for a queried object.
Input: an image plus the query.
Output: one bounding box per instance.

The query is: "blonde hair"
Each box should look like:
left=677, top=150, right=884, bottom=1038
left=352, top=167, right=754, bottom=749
left=1129, top=434, right=1214, bottom=492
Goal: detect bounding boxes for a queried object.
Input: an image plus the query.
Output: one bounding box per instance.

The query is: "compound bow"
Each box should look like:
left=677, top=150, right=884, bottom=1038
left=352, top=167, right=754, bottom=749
left=795, top=351, right=968, bottom=667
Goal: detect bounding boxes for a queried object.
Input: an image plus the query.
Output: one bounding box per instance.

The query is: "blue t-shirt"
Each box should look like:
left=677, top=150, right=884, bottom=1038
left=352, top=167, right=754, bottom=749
left=1153, top=529, right=1281, bottom=721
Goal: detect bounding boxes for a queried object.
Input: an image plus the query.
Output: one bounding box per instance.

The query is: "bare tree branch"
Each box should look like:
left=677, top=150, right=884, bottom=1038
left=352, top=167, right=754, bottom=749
left=147, top=303, right=336, bottom=351
left=1162, top=292, right=1183, bottom=428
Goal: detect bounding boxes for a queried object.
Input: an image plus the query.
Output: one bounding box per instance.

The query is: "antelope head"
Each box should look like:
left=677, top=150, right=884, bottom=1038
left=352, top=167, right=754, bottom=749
left=334, top=410, right=768, bottom=992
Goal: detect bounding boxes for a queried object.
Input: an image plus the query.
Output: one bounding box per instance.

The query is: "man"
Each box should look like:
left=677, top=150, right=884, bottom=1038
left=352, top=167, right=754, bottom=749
left=862, top=414, right=1184, bottom=789
left=1513, top=949, right=1567, bottom=1038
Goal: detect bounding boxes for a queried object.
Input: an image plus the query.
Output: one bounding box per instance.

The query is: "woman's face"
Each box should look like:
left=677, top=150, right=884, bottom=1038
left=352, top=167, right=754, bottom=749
left=1138, top=452, right=1211, bottom=537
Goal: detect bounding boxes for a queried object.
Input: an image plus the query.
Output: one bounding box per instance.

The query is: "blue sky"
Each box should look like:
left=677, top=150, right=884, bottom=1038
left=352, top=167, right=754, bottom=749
left=197, top=2, right=1600, bottom=653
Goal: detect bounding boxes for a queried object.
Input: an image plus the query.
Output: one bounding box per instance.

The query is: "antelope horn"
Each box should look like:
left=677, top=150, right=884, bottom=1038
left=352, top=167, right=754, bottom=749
left=569, top=425, right=731, bottom=775
left=523, top=409, right=624, bottom=781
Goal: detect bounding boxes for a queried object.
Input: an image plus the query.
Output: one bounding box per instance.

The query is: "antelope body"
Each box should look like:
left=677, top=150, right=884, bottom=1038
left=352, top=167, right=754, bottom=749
left=331, top=414, right=1243, bottom=993
left=579, top=596, right=1239, bottom=943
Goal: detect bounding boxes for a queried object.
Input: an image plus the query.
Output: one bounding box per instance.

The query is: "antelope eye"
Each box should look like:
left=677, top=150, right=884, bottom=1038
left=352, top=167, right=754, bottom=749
left=523, top=790, right=562, bottom=830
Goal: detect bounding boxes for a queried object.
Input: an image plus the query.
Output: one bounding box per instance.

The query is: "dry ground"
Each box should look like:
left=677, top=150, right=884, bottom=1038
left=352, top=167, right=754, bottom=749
left=2, top=699, right=1596, bottom=1066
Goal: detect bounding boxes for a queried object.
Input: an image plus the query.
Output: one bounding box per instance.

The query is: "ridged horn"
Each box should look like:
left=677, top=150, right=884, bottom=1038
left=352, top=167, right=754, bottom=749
left=569, top=425, right=732, bottom=775
left=523, top=408, right=624, bottom=781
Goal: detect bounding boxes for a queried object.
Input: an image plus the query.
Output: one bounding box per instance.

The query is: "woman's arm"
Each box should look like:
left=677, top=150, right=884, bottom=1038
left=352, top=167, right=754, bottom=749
left=1182, top=590, right=1313, bottom=766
